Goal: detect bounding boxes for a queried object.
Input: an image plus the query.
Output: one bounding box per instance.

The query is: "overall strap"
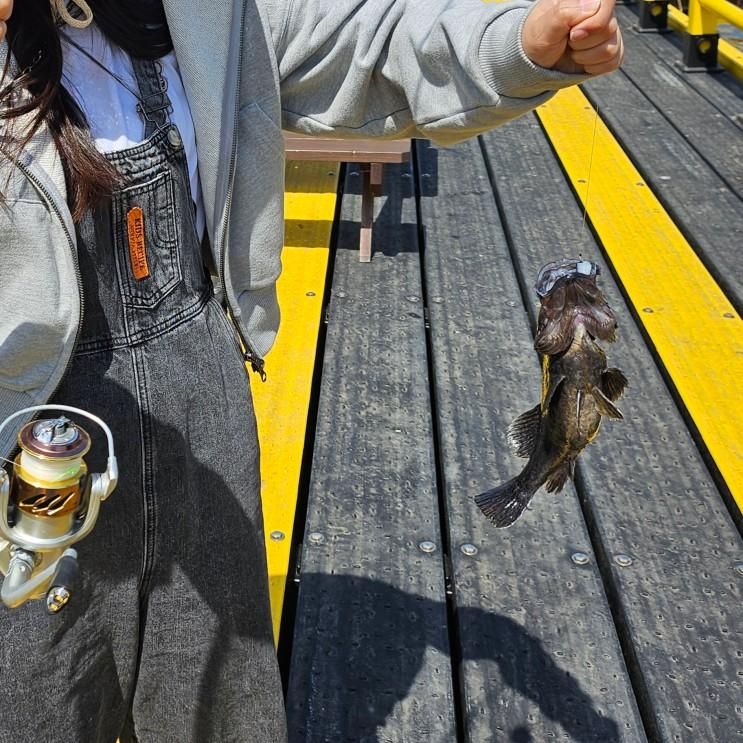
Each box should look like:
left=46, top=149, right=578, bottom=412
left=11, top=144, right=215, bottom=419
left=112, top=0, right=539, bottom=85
left=130, top=57, right=173, bottom=139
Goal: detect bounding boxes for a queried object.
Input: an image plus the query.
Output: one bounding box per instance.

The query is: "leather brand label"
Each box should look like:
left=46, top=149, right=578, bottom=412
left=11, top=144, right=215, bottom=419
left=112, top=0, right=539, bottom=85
left=127, top=207, right=150, bottom=280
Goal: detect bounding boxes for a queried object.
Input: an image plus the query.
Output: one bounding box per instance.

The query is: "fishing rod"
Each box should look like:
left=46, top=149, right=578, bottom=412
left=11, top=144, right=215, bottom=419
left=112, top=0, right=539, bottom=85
left=0, top=406, right=118, bottom=613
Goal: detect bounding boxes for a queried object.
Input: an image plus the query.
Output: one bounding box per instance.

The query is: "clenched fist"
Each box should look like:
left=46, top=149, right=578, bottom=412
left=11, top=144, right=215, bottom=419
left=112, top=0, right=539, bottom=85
left=0, top=0, right=12, bottom=44
left=522, top=0, right=624, bottom=75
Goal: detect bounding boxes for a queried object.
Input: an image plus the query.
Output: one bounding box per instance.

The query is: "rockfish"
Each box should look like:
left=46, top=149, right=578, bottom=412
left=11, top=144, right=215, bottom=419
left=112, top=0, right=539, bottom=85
left=475, top=260, right=627, bottom=528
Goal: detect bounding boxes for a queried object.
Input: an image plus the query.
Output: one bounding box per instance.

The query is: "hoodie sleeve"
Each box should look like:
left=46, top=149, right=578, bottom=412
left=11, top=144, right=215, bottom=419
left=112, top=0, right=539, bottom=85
left=263, top=0, right=589, bottom=145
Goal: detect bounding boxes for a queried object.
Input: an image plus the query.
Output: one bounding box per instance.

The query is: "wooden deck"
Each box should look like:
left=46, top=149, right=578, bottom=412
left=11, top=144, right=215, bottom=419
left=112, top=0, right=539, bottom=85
left=254, top=9, right=743, bottom=742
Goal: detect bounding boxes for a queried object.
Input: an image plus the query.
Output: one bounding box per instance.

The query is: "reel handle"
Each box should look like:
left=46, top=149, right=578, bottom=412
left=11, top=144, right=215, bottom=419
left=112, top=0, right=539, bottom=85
left=46, top=551, right=80, bottom=613
left=1, top=547, right=78, bottom=609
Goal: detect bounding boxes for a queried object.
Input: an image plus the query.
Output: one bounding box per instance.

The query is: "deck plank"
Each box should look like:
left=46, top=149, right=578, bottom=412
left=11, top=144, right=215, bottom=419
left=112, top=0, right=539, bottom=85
left=286, top=163, right=456, bottom=742
left=482, top=111, right=743, bottom=743
left=416, top=137, right=647, bottom=743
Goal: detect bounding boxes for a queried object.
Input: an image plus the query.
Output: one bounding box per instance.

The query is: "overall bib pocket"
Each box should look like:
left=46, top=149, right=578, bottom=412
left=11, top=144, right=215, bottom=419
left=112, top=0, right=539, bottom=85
left=114, top=170, right=182, bottom=309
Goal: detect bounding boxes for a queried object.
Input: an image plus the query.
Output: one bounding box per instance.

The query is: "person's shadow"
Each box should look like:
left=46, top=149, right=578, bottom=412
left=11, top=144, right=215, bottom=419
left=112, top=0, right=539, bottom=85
left=287, top=573, right=622, bottom=743
left=8, top=381, right=620, bottom=743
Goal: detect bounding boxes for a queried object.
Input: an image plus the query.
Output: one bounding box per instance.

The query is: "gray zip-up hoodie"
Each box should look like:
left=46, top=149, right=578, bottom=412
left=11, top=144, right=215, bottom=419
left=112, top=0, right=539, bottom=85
left=0, top=0, right=586, bottom=456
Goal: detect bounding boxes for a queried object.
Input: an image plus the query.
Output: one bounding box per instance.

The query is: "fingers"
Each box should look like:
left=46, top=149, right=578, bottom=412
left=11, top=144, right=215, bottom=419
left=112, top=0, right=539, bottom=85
left=569, top=25, right=624, bottom=73
left=566, top=0, right=624, bottom=75
left=569, top=0, right=616, bottom=42
left=569, top=16, right=618, bottom=51
left=582, top=32, right=624, bottom=74
left=521, top=0, right=623, bottom=74
left=534, top=0, right=602, bottom=47
left=522, top=0, right=598, bottom=70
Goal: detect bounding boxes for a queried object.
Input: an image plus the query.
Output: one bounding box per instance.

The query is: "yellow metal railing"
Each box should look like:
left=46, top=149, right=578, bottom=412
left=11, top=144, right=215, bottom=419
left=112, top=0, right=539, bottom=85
left=668, top=6, right=743, bottom=81
left=639, top=0, right=743, bottom=76
left=684, top=0, right=743, bottom=69
left=687, top=0, right=743, bottom=36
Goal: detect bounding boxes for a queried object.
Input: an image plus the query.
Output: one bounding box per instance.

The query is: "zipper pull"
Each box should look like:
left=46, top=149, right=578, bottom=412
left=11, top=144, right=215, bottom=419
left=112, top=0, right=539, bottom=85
left=245, top=352, right=267, bottom=382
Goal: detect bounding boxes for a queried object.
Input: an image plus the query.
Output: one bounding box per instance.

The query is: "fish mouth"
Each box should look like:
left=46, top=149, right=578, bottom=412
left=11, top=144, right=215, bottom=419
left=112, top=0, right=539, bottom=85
left=535, top=259, right=599, bottom=298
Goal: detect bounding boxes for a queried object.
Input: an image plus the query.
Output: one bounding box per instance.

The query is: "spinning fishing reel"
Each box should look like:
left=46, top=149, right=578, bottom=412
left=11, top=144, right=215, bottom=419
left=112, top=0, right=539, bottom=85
left=0, top=406, right=118, bottom=613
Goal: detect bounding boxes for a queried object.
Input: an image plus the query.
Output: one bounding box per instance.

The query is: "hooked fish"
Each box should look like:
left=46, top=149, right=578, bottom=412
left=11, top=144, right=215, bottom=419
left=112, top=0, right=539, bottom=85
left=475, top=259, right=627, bottom=528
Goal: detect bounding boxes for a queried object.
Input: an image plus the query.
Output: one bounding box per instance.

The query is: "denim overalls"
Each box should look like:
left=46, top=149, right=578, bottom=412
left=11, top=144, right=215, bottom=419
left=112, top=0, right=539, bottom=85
left=0, top=57, right=286, bottom=743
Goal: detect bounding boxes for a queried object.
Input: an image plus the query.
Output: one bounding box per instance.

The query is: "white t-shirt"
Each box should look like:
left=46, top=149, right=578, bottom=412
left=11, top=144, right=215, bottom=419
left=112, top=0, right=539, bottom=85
left=60, top=23, right=206, bottom=238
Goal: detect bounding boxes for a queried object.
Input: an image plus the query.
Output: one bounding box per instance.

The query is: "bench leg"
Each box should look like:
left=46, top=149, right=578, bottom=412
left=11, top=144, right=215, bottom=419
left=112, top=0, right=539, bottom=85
left=370, top=162, right=384, bottom=197
left=359, top=164, right=374, bottom=263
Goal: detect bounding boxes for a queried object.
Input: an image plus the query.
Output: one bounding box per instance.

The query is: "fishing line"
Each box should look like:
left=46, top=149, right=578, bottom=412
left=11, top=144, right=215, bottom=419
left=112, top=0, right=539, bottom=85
left=580, top=101, right=600, bottom=237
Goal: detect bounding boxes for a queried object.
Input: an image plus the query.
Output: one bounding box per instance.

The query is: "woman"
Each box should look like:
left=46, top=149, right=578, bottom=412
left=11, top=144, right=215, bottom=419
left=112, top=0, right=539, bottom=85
left=0, top=0, right=622, bottom=740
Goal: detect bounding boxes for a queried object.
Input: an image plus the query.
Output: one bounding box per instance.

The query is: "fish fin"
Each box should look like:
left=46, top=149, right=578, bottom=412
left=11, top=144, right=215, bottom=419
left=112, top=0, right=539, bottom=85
left=474, top=477, right=535, bottom=528
left=590, top=385, right=623, bottom=419
left=573, top=277, right=618, bottom=342
left=535, top=313, right=573, bottom=355
left=583, top=313, right=617, bottom=343
left=601, top=368, right=628, bottom=402
left=544, top=374, right=567, bottom=412
left=507, top=404, right=541, bottom=458
left=535, top=286, right=573, bottom=355
left=545, top=463, right=571, bottom=493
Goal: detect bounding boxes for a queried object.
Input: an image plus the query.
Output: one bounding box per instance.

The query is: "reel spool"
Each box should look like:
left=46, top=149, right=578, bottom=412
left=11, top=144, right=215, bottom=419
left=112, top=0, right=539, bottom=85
left=0, top=406, right=118, bottom=613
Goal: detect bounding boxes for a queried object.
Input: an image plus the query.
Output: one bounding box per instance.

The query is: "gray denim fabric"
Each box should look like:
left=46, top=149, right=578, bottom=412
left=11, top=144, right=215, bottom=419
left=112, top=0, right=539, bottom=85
left=0, top=59, right=286, bottom=743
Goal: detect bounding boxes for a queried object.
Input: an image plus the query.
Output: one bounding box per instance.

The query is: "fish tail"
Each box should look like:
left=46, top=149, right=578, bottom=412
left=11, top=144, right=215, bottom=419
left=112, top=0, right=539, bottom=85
left=474, top=476, right=535, bottom=528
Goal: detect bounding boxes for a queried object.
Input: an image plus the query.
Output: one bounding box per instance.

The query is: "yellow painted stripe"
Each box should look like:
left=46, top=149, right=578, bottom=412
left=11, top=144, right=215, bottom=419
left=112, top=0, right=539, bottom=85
left=668, top=5, right=743, bottom=82
left=254, top=161, right=339, bottom=644
left=537, top=87, right=742, bottom=509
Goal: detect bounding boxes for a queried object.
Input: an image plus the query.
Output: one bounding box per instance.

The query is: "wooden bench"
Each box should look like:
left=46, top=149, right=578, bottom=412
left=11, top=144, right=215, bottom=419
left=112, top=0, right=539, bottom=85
left=283, top=134, right=412, bottom=262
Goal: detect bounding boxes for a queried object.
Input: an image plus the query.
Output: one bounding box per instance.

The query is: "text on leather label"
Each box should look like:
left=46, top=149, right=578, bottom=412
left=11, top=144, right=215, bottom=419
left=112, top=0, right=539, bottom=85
left=127, top=207, right=150, bottom=280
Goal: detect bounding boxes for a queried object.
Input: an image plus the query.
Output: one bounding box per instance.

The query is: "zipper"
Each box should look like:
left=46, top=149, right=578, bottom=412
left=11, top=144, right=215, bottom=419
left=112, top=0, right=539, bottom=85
left=14, top=159, right=84, bottom=403
left=215, top=0, right=267, bottom=383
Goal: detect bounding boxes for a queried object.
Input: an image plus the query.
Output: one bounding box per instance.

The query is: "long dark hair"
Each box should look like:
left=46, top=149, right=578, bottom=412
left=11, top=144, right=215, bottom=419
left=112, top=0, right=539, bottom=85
left=1, top=0, right=173, bottom=221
